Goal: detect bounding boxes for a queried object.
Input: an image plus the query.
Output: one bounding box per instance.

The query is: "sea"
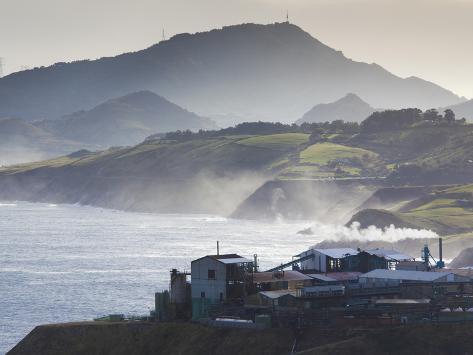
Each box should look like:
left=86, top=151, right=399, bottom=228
left=0, top=201, right=319, bottom=354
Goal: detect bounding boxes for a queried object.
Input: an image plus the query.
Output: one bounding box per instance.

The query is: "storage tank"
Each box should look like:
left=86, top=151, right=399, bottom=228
left=170, top=269, right=188, bottom=304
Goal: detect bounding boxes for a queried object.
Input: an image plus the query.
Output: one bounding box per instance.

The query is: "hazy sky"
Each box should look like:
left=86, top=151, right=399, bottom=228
left=1, top=0, right=472, bottom=98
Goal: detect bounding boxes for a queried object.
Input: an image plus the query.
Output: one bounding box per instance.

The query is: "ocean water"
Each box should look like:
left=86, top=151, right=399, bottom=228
left=0, top=202, right=317, bottom=354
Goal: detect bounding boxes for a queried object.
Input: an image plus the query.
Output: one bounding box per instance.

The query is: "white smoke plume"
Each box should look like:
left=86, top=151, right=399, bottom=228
left=307, top=221, right=438, bottom=245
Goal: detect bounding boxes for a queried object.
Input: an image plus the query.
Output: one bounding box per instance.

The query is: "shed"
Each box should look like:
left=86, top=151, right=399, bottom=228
left=258, top=290, right=297, bottom=307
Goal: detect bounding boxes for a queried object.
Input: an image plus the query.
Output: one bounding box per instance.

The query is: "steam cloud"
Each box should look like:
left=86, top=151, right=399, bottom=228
left=307, top=221, right=438, bottom=244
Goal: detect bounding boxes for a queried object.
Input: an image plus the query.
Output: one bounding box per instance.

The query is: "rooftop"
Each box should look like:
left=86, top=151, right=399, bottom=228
left=303, top=248, right=359, bottom=259
left=259, top=290, right=297, bottom=299
left=192, top=254, right=252, bottom=265
left=307, top=274, right=338, bottom=282
left=253, top=270, right=313, bottom=283
left=325, top=272, right=362, bottom=281
left=365, top=248, right=413, bottom=261
left=360, top=269, right=453, bottom=282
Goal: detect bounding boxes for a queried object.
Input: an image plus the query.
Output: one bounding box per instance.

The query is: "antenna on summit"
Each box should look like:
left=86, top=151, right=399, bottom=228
left=0, top=57, right=4, bottom=78
left=162, top=27, right=166, bottom=41
left=286, top=10, right=289, bottom=23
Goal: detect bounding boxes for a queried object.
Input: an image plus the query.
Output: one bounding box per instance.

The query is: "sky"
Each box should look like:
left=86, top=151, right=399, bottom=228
left=0, top=0, right=472, bottom=98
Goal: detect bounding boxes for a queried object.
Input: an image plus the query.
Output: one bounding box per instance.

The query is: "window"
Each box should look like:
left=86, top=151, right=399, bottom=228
left=208, top=269, right=216, bottom=280
left=201, top=292, right=205, bottom=298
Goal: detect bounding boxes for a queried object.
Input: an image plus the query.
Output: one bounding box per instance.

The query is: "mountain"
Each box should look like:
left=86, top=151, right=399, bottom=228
left=0, top=117, right=86, bottom=166
left=0, top=22, right=463, bottom=122
left=445, top=99, right=473, bottom=121
left=296, top=93, right=376, bottom=123
left=37, top=91, right=217, bottom=147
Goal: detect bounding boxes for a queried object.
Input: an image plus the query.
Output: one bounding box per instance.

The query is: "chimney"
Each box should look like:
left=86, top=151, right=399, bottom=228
left=439, top=238, right=443, bottom=263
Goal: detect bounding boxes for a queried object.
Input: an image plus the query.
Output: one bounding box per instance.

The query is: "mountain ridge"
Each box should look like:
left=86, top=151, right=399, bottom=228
left=0, top=22, right=463, bottom=122
left=36, top=90, right=216, bottom=147
left=296, top=93, right=376, bottom=123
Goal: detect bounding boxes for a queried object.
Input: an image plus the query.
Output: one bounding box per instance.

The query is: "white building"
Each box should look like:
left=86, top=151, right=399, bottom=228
left=191, top=254, right=252, bottom=319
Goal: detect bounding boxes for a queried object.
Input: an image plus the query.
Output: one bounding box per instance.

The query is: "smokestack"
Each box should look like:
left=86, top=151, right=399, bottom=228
left=253, top=254, right=258, bottom=273
left=217, top=241, right=220, bottom=256
left=439, top=238, right=443, bottom=263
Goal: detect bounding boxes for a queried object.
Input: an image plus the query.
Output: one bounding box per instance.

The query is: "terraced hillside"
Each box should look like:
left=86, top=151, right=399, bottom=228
left=348, top=184, right=473, bottom=235
left=1, top=122, right=473, bottom=224
left=0, top=134, right=307, bottom=215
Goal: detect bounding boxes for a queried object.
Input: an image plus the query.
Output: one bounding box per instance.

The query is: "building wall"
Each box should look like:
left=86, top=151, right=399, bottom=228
left=300, top=250, right=326, bottom=272
left=191, top=257, right=227, bottom=320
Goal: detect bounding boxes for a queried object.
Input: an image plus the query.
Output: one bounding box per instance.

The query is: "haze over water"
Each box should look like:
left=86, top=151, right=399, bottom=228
left=0, top=202, right=314, bottom=354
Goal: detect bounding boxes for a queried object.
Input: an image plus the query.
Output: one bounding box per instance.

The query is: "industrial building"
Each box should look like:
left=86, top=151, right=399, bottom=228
left=190, top=254, right=253, bottom=320
left=153, top=238, right=473, bottom=329
left=295, top=247, right=413, bottom=273
left=359, top=269, right=470, bottom=286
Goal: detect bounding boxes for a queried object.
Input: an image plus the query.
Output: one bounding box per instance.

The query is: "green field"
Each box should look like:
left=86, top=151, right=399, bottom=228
left=236, top=133, right=309, bottom=150
left=299, top=142, right=377, bottom=165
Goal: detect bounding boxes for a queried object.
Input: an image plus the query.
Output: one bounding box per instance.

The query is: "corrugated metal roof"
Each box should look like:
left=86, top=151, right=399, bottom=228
left=217, top=257, right=252, bottom=264
left=365, top=248, right=413, bottom=261
left=192, top=254, right=249, bottom=264
left=360, top=269, right=452, bottom=281
left=375, top=299, right=430, bottom=304
left=325, top=272, right=362, bottom=281
left=307, top=274, right=337, bottom=282
left=253, top=271, right=313, bottom=283
left=259, top=290, right=297, bottom=299
left=312, top=248, right=358, bottom=258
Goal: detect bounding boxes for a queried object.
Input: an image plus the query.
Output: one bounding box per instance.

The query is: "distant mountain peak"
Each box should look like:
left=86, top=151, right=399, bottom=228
left=0, top=22, right=463, bottom=122
left=297, top=93, right=375, bottom=124
left=37, top=91, right=217, bottom=147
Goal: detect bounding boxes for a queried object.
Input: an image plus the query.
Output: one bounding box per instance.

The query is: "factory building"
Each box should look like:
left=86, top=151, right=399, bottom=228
left=191, top=254, right=253, bottom=320
left=297, top=248, right=358, bottom=272
left=296, top=247, right=413, bottom=273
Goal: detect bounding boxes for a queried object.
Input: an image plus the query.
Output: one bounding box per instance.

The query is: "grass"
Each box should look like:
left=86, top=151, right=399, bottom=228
left=236, top=133, right=309, bottom=150
left=392, top=190, right=473, bottom=234
left=279, top=165, right=334, bottom=179
left=299, top=142, right=377, bottom=165
left=0, top=156, right=76, bottom=174
left=445, top=184, right=473, bottom=194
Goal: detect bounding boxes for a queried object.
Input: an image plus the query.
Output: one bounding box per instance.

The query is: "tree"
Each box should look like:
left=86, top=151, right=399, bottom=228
left=444, top=109, right=455, bottom=124
left=360, top=108, right=422, bottom=133
left=309, top=127, right=324, bottom=144
left=423, top=109, right=442, bottom=122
